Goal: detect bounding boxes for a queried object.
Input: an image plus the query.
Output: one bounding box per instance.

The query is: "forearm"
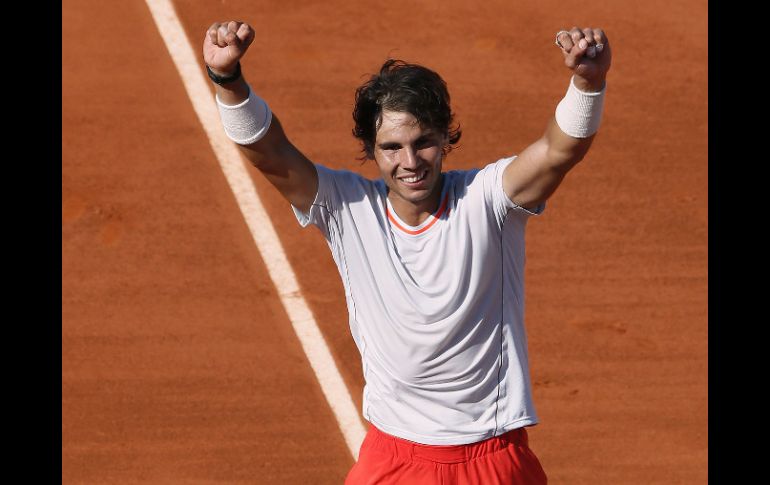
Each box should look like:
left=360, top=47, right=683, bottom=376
left=504, top=73, right=606, bottom=206
left=209, top=69, right=318, bottom=210
left=544, top=73, right=606, bottom=170
left=541, top=117, right=595, bottom=173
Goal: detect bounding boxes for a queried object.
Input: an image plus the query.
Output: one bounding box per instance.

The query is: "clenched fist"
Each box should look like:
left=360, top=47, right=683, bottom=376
left=555, top=27, right=611, bottom=92
left=203, top=21, right=255, bottom=76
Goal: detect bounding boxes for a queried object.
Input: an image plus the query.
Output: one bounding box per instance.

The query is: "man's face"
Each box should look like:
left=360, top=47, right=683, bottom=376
left=373, top=109, right=447, bottom=211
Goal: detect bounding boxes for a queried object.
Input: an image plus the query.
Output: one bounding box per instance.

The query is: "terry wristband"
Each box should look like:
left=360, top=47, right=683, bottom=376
left=554, top=76, right=606, bottom=138
left=215, top=85, right=273, bottom=145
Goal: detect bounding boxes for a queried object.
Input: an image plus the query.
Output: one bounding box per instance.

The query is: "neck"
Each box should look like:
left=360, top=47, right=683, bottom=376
left=388, top=174, right=444, bottom=226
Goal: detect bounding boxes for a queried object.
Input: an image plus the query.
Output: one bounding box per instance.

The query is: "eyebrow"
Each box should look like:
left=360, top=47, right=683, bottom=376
left=377, top=133, right=436, bottom=149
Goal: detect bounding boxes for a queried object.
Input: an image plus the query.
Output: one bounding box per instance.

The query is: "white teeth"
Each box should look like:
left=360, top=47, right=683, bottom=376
left=401, top=170, right=426, bottom=184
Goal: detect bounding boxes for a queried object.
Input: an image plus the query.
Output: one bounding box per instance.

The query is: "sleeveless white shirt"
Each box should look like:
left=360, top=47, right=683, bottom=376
left=292, top=156, right=544, bottom=445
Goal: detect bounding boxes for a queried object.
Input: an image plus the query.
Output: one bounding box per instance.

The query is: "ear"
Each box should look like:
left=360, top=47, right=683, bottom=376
left=441, top=134, right=451, bottom=157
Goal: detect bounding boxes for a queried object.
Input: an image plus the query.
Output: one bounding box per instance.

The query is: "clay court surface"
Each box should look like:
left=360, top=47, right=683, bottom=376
left=62, top=0, right=707, bottom=483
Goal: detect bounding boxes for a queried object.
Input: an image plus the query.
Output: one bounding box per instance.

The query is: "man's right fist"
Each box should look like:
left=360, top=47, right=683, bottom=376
left=203, top=21, right=255, bottom=76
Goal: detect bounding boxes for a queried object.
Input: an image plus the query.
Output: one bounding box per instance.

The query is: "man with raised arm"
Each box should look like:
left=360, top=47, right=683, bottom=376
left=203, top=21, right=610, bottom=484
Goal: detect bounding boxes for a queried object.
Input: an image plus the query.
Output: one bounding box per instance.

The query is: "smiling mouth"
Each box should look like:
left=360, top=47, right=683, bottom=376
left=399, top=169, right=428, bottom=184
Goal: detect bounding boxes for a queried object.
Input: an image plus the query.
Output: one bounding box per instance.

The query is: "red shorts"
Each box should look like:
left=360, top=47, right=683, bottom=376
left=345, top=425, right=548, bottom=485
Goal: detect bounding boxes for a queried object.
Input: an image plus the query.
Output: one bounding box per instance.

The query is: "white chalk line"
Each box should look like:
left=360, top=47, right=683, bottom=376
left=143, top=0, right=365, bottom=460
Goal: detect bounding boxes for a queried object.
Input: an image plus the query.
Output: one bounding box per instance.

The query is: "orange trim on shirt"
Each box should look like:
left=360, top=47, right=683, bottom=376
left=387, top=192, right=450, bottom=235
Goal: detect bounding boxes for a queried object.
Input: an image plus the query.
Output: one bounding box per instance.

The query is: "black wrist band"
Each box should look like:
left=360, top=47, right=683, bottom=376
left=206, top=62, right=242, bottom=85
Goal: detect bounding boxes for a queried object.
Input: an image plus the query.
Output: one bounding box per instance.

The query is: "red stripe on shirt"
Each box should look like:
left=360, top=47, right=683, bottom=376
left=387, top=192, right=450, bottom=236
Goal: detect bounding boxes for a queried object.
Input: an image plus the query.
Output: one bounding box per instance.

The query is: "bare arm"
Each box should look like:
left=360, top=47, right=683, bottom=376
left=503, top=27, right=611, bottom=210
left=203, top=21, right=318, bottom=214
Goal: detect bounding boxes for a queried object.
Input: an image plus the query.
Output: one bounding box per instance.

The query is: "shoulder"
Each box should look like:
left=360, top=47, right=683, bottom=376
left=444, top=156, right=516, bottom=192
left=314, top=163, right=384, bottom=205
left=483, top=156, right=517, bottom=176
left=315, top=164, right=376, bottom=188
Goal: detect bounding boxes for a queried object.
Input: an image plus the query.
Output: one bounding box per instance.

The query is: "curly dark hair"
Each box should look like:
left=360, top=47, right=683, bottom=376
left=352, top=59, right=462, bottom=160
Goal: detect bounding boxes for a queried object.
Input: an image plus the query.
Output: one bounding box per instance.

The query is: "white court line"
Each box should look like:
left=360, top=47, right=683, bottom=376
left=144, top=0, right=366, bottom=460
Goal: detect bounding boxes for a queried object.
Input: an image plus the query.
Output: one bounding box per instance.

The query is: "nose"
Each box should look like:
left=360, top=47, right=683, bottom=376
left=400, top=146, right=419, bottom=169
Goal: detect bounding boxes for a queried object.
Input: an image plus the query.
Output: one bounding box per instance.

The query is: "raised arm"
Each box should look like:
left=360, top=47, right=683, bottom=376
left=503, top=27, right=612, bottom=210
left=203, top=21, right=318, bottom=213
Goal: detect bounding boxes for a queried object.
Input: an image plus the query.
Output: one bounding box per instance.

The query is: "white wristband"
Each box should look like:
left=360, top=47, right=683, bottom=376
left=554, top=76, right=605, bottom=138
left=216, top=85, right=273, bottom=145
